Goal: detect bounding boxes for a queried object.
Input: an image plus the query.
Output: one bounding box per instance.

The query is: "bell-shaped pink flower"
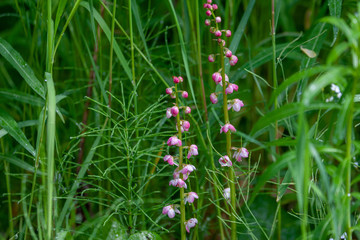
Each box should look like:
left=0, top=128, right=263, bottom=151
left=169, top=178, right=187, bottom=188
left=178, top=76, right=184, bottom=83
left=187, top=144, right=198, bottom=159
left=167, top=136, right=182, bottom=146
left=214, top=30, right=222, bottom=37
left=220, top=123, right=236, bottom=134
left=212, top=72, right=222, bottom=84
left=223, top=188, right=230, bottom=201
left=180, top=164, right=196, bottom=180
left=225, top=30, right=231, bottom=37
left=185, top=218, right=198, bottom=233
left=219, top=74, right=229, bottom=86
left=173, top=76, right=179, bottom=83
left=185, top=106, right=191, bottom=114
left=182, top=120, right=190, bottom=131
left=215, top=17, right=221, bottom=23
left=212, top=4, right=218, bottom=10
left=228, top=99, right=244, bottom=112
left=233, top=147, right=249, bottom=162
left=164, top=155, right=175, bottom=165
left=219, top=155, right=232, bottom=167
left=207, top=0, right=212, bottom=3
left=184, top=192, right=199, bottom=205
left=166, top=88, right=173, bottom=95
left=162, top=205, right=180, bottom=218
left=171, top=106, right=179, bottom=117
left=208, top=54, right=215, bottom=62
left=225, top=49, right=232, bottom=58
left=229, top=55, right=238, bottom=66
left=225, top=83, right=238, bottom=94
left=205, top=19, right=211, bottom=26
left=210, top=93, right=218, bottom=104
left=182, top=91, right=188, bottom=98
left=166, top=108, right=172, bottom=118
left=206, top=10, right=211, bottom=16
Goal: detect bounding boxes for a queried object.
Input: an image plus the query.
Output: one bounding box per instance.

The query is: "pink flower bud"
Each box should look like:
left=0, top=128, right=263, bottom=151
left=225, top=84, right=234, bottom=94
left=173, top=76, right=179, bottom=83
left=219, top=155, right=232, bottom=167
left=185, top=218, right=198, bottom=233
left=187, top=144, right=198, bottom=159
left=205, top=19, right=211, bottom=26
left=229, top=55, right=238, bottom=66
left=203, top=3, right=208, bottom=8
left=166, top=88, right=173, bottom=95
left=212, top=4, right=218, bottom=10
left=182, top=120, right=190, bottom=132
left=207, top=0, right=212, bottom=3
left=214, top=30, right=222, bottom=37
left=182, top=91, right=188, bottom=98
left=184, top=192, right=199, bottom=205
left=206, top=10, right=211, bottom=16
left=171, top=106, right=179, bottom=117
left=226, top=30, right=232, bottom=37
left=217, top=38, right=226, bottom=46
left=185, top=106, right=191, bottom=114
left=167, top=136, right=182, bottom=146
left=162, top=205, right=180, bottom=218
left=210, top=93, right=218, bottom=104
left=215, top=17, right=221, bottom=23
left=169, top=178, right=187, bottom=188
left=208, top=54, right=215, bottom=62
left=225, top=49, right=232, bottom=58
left=228, top=99, right=244, bottom=112
left=220, top=123, right=236, bottom=134
left=223, top=188, right=230, bottom=200
left=210, top=27, right=216, bottom=33
left=233, top=147, right=249, bottom=162
left=164, top=155, right=175, bottom=165
left=212, top=72, right=222, bottom=84
left=166, top=108, right=172, bottom=118
left=178, top=76, right=184, bottom=83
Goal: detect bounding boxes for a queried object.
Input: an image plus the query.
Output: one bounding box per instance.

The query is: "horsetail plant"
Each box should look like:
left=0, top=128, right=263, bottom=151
left=163, top=76, right=198, bottom=239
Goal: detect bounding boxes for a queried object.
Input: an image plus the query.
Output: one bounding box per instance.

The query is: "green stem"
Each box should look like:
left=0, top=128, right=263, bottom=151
left=4, top=159, right=14, bottom=238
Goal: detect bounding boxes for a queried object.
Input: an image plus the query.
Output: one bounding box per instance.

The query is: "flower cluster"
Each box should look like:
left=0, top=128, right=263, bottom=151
left=162, top=75, right=198, bottom=234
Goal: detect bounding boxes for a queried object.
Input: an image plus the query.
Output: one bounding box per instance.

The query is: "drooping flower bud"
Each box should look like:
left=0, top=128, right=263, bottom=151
left=212, top=4, right=218, bottom=10
left=229, top=55, right=238, bottom=66
left=185, top=218, right=198, bottom=233
left=210, top=93, right=218, bottom=104
left=185, top=106, right=191, bottom=114
left=219, top=155, right=232, bottom=167
left=228, top=99, right=244, bottom=112
left=173, top=76, right=179, bottom=83
left=178, top=76, right=184, bottom=83
left=187, top=144, right=198, bottom=159
left=215, top=17, right=221, bottom=23
left=169, top=178, right=187, bottom=188
left=225, top=30, right=232, bottom=37
left=233, top=147, right=249, bottom=162
left=208, top=54, right=215, bottom=62
left=214, top=30, right=222, bottom=37
left=171, top=106, right=179, bottom=116
left=207, top=0, right=212, bottom=3
left=166, top=108, right=172, bottom=118
left=225, top=49, right=232, bottom=58
left=164, top=155, right=175, bottom=165
left=184, top=192, right=199, bottom=205
left=205, top=19, right=211, bottom=26
left=162, top=205, right=180, bottom=218
left=182, top=91, right=188, bottom=98
left=220, top=123, right=236, bottom=134
left=212, top=72, right=222, bottom=84
left=206, top=10, right=212, bottom=16
left=166, top=88, right=173, bottom=95
left=167, top=136, right=182, bottom=146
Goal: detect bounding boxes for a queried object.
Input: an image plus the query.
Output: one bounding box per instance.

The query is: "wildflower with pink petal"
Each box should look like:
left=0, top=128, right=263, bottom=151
left=212, top=72, right=222, bottom=84
left=187, top=144, right=198, bottom=159
left=208, top=54, right=215, bottom=62
left=169, top=178, right=187, bottom=188
left=210, top=93, right=218, bottom=104
left=212, top=4, right=218, bottom=10
left=166, top=88, right=173, bottom=95
left=166, top=108, right=172, bottom=118
left=162, top=205, right=180, bottom=218
left=220, top=123, right=236, bottom=134
left=180, top=164, right=196, bottom=180
left=219, top=74, right=229, bottom=86
left=233, top=147, right=249, bottom=162
left=178, top=76, right=184, bottom=83
left=185, top=106, right=191, bottom=114
left=215, top=17, right=221, bottom=23
left=223, top=188, right=230, bottom=201
left=229, top=55, right=238, bottom=66
left=173, top=76, right=179, bottom=83
left=225, top=30, right=232, bottom=37
left=225, top=49, right=232, bottom=58
left=228, top=99, right=244, bottom=112
left=205, top=19, right=211, bottom=26
left=219, top=155, right=232, bottom=167
left=177, top=120, right=191, bottom=133
left=184, top=192, right=199, bottom=205
left=182, top=91, right=188, bottom=98
left=171, top=106, right=179, bottom=117
left=206, top=10, right=211, bottom=16
left=164, top=155, right=175, bottom=165
left=167, top=136, right=182, bottom=146
left=185, top=218, right=198, bottom=233
left=225, top=83, right=238, bottom=95
left=215, top=30, right=222, bottom=37
left=207, top=0, right=212, bottom=3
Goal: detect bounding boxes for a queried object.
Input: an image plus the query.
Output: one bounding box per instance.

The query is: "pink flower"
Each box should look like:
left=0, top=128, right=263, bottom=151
left=225, top=83, right=238, bottom=94
left=169, top=178, right=187, bottom=188
left=180, top=164, right=196, bottom=180
left=166, top=108, right=172, bottom=118
left=223, top=188, right=230, bottom=200
left=219, top=74, right=229, bottom=86
left=207, top=0, right=212, bottom=3
left=206, top=10, right=211, bottom=16
left=182, top=91, right=188, bottom=98
left=215, top=17, right=221, bottom=23
left=225, top=49, right=232, bottom=58
left=225, top=30, right=231, bottom=37
left=229, top=55, right=238, bottom=66
left=219, top=155, right=232, bottom=167
left=162, top=205, right=180, bottom=218
left=184, top=192, right=199, bottom=204
left=166, top=88, right=173, bottom=95
left=205, top=19, right=211, bottom=26
left=210, top=93, right=218, bottom=104
left=187, top=144, right=198, bottom=159
left=173, top=76, right=179, bottom=83
left=214, top=30, right=222, bottom=37
left=233, top=147, right=249, bottom=162
left=212, top=4, right=218, bottom=10
left=185, top=218, right=198, bottom=233
left=212, top=72, right=222, bottom=84
left=171, top=106, right=179, bottom=116
left=228, top=99, right=244, bottom=112
left=167, top=136, right=182, bottom=146
left=177, top=120, right=191, bottom=133
left=178, top=76, right=184, bottom=83
left=163, top=155, right=175, bottom=165
left=220, top=123, right=236, bottom=133
left=203, top=3, right=209, bottom=8
left=208, top=54, right=215, bottom=62
left=185, top=106, right=191, bottom=114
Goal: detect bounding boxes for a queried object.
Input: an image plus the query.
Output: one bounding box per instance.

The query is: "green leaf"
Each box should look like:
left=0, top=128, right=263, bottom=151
left=0, top=108, right=35, bottom=156
left=0, top=154, right=36, bottom=172
left=0, top=89, right=44, bottom=106
left=0, top=38, right=45, bottom=98
left=128, top=231, right=162, bottom=240
left=328, top=0, right=342, bottom=44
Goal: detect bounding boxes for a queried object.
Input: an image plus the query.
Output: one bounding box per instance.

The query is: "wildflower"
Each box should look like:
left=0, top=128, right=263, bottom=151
left=167, top=136, right=182, bottom=146
left=225, top=83, right=238, bottom=95
left=228, top=99, right=244, bottom=112
left=182, top=91, right=189, bottom=98
left=225, top=49, right=232, bottom=58
left=219, top=74, right=229, bottom=86
left=164, top=155, right=175, bottom=165
left=208, top=54, right=215, bottom=62
left=166, top=108, right=172, bottom=118
left=205, top=19, right=211, bottom=26
left=233, top=147, right=249, bottom=162
left=180, top=164, right=196, bottom=180
left=219, top=155, right=232, bottom=167
left=177, top=120, right=191, bottom=133
left=330, top=83, right=342, bottom=98
left=220, top=123, right=236, bottom=133
left=207, top=0, right=212, bottom=3
left=162, top=205, right=180, bottom=218
left=229, top=55, right=238, bottom=66
left=206, top=10, right=211, bottom=16
left=225, top=30, right=231, bottom=37
left=187, top=144, right=198, bottom=159
left=173, top=76, right=179, bottom=83
left=171, top=106, right=179, bottom=117
left=185, top=218, right=198, bottom=233
left=215, top=30, right=222, bottom=37
left=185, top=106, right=191, bottom=114
left=178, top=76, right=184, bottom=83
left=215, top=17, right=221, bottom=23
left=169, top=178, right=187, bottom=188
left=212, top=72, right=222, bottom=84
left=184, top=192, right=199, bottom=204
left=212, top=4, right=218, bottom=10
left=223, top=188, right=230, bottom=201
left=210, top=93, right=218, bottom=104
left=166, top=88, right=173, bottom=95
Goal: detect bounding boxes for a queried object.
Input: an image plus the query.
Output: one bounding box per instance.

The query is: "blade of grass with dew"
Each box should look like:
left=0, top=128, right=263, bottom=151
left=0, top=154, right=37, bottom=172
left=0, top=37, right=45, bottom=98
left=167, top=0, right=202, bottom=123
left=0, top=89, right=44, bottom=106
left=328, top=0, right=342, bottom=45
left=0, top=120, right=38, bottom=138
